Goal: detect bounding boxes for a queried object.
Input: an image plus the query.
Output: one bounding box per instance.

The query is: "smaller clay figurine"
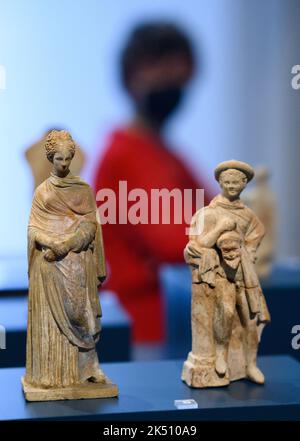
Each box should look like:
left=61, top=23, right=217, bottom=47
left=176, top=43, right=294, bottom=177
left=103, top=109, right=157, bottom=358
left=243, top=166, right=277, bottom=280
left=22, top=130, right=118, bottom=401
left=182, top=160, right=271, bottom=388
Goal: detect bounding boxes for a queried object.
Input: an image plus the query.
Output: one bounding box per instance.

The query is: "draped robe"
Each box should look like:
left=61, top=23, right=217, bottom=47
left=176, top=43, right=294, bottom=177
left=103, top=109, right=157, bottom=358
left=25, top=173, right=106, bottom=388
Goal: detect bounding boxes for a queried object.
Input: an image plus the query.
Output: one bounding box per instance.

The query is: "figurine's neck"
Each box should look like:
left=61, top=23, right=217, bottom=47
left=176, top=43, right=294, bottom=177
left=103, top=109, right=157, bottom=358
left=52, top=170, right=71, bottom=179
left=221, top=193, right=241, bottom=204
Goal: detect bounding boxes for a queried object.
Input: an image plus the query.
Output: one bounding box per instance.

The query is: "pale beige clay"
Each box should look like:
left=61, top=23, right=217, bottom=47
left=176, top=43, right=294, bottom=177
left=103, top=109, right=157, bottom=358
left=23, top=130, right=118, bottom=401
left=182, top=160, right=271, bottom=388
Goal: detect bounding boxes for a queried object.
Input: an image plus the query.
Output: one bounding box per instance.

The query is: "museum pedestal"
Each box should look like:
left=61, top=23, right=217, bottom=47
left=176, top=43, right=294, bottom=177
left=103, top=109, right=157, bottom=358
left=0, top=355, right=299, bottom=421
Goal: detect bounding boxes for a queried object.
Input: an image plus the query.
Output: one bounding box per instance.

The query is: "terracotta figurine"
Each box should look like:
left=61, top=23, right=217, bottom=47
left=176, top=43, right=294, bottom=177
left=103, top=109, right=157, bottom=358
left=182, top=160, right=271, bottom=388
left=22, top=130, right=118, bottom=401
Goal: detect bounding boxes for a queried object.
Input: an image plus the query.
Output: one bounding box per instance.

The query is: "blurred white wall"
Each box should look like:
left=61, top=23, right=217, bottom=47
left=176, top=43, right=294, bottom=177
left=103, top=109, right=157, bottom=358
left=0, top=0, right=299, bottom=273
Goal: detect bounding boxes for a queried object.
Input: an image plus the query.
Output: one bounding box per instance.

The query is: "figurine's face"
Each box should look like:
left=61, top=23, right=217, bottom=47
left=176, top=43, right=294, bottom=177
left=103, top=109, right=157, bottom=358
left=219, top=170, right=247, bottom=200
left=219, top=240, right=241, bottom=261
left=52, top=144, right=73, bottom=177
left=218, top=238, right=241, bottom=269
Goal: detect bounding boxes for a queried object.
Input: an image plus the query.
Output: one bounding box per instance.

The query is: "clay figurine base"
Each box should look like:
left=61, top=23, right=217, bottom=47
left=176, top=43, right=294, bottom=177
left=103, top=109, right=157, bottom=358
left=22, top=377, right=118, bottom=402
left=181, top=351, right=247, bottom=388
left=181, top=353, right=230, bottom=388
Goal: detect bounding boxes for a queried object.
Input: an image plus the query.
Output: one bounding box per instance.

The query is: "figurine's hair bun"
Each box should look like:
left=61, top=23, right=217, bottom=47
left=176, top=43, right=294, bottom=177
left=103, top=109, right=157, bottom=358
left=45, top=130, right=76, bottom=162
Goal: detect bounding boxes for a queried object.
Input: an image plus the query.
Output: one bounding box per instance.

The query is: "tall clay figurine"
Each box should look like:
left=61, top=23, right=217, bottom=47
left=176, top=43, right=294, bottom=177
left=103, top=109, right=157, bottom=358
left=22, top=130, right=118, bottom=401
left=182, top=160, right=271, bottom=388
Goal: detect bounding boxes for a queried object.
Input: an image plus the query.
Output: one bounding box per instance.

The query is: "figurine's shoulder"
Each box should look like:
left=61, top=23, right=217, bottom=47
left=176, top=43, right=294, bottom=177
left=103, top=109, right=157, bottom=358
left=75, top=176, right=91, bottom=189
left=79, top=178, right=95, bottom=196
left=191, top=205, right=217, bottom=225
left=194, top=205, right=217, bottom=216
left=242, top=202, right=260, bottom=220
left=33, top=178, right=50, bottom=199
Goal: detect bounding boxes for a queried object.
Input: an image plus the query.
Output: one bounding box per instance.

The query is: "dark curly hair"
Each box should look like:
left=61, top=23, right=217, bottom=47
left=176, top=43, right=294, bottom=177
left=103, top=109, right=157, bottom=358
left=45, top=130, right=76, bottom=162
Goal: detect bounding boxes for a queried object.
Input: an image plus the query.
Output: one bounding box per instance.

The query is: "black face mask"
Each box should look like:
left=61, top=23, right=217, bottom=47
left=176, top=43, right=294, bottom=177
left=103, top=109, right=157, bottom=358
left=137, top=85, right=183, bottom=126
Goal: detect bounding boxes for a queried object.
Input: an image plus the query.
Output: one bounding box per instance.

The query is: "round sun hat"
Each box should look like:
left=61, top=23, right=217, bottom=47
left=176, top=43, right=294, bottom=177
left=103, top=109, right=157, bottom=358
left=214, top=159, right=254, bottom=182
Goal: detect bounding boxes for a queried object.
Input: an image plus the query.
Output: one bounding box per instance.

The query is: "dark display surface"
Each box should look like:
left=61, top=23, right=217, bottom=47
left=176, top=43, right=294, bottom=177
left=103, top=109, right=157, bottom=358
left=0, top=356, right=299, bottom=421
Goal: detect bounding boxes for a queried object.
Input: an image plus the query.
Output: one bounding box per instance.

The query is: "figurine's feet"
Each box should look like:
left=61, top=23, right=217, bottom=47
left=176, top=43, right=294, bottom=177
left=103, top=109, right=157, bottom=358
left=88, top=369, right=107, bottom=384
left=215, top=354, right=227, bottom=376
left=247, top=365, right=265, bottom=384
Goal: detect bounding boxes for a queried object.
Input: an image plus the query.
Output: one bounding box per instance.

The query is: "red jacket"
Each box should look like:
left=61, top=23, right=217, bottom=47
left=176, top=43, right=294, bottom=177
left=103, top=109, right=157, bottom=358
left=94, top=127, right=213, bottom=343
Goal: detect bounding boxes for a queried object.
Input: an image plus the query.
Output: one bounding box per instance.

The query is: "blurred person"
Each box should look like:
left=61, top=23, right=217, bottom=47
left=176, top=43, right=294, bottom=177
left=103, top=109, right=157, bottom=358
left=94, top=22, right=214, bottom=347
left=25, top=128, right=85, bottom=190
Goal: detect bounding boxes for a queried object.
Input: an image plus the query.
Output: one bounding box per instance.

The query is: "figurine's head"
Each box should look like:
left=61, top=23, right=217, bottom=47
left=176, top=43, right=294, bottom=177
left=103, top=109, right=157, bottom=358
left=217, top=230, right=242, bottom=269
left=45, top=130, right=75, bottom=178
left=120, top=21, right=195, bottom=127
left=215, top=160, right=254, bottom=201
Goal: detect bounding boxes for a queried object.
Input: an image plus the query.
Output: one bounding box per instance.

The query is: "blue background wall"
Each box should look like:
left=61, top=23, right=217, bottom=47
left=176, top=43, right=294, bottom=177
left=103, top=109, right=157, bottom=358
left=1, top=0, right=300, bottom=287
